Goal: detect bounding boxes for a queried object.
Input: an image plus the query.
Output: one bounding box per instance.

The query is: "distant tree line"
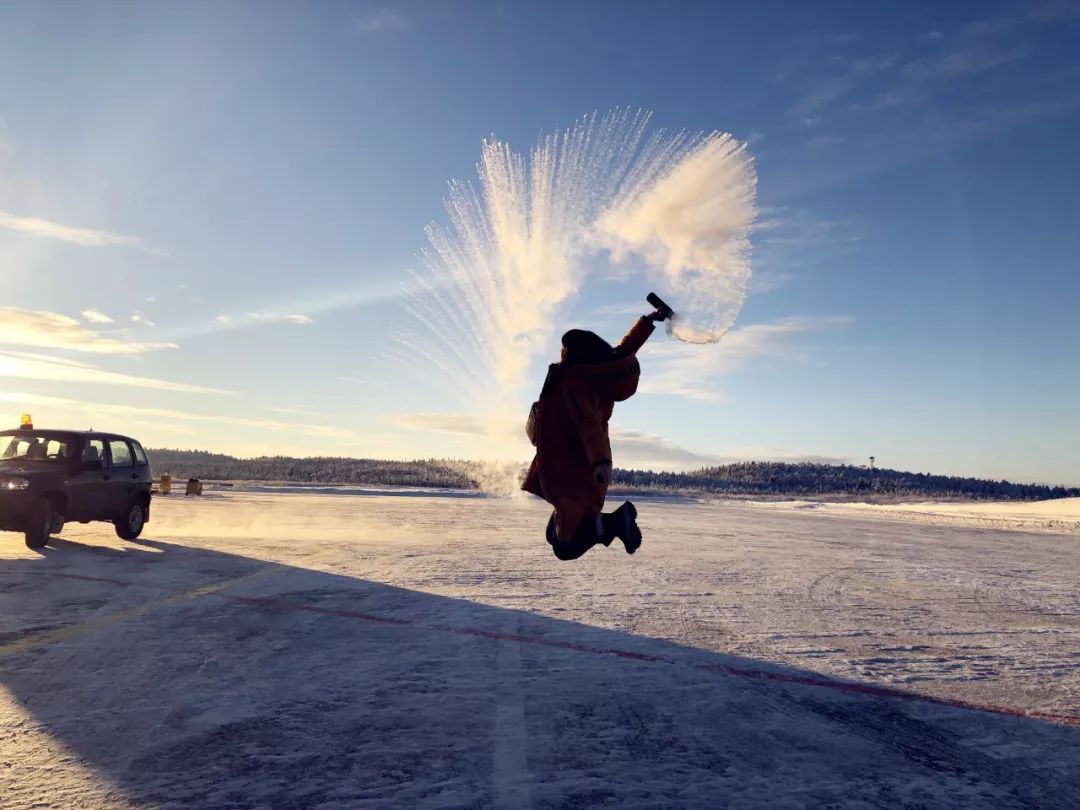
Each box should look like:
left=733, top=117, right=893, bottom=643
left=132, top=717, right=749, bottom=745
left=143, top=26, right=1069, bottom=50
left=613, top=462, right=1080, bottom=501
left=146, top=449, right=476, bottom=489
left=147, top=450, right=1078, bottom=501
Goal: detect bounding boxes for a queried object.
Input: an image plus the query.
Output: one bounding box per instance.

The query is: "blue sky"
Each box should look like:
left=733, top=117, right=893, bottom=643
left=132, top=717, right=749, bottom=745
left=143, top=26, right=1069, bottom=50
left=1, top=1, right=1078, bottom=485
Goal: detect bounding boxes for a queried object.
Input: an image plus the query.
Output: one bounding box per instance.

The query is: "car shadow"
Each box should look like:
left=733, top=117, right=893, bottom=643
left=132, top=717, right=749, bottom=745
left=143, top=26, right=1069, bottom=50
left=0, top=536, right=1077, bottom=809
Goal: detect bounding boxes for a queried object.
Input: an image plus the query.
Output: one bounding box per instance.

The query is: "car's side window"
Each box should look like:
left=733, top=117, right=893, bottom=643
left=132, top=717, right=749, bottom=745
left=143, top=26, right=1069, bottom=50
left=132, top=442, right=148, bottom=466
left=82, top=439, right=105, bottom=466
left=109, top=440, right=133, bottom=469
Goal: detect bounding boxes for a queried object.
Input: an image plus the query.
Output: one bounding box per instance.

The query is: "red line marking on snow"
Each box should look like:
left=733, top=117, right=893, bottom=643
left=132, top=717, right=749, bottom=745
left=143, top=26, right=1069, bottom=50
left=223, top=593, right=1080, bottom=728
left=4, top=570, right=1077, bottom=727
left=708, top=665, right=1080, bottom=727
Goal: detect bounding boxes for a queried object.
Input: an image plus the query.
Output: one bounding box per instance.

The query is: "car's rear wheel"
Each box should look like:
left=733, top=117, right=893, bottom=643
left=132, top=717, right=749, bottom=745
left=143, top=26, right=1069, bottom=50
left=115, top=500, right=146, bottom=540
left=24, top=499, right=55, bottom=550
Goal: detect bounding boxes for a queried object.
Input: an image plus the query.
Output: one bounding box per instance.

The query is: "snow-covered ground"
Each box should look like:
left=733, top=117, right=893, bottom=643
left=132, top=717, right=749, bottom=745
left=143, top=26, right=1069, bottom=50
left=746, top=496, right=1080, bottom=534
left=1, top=491, right=1077, bottom=808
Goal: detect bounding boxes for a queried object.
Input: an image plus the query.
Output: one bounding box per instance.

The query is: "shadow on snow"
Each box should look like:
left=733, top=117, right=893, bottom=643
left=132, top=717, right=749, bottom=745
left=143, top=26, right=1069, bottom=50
left=0, top=535, right=1077, bottom=809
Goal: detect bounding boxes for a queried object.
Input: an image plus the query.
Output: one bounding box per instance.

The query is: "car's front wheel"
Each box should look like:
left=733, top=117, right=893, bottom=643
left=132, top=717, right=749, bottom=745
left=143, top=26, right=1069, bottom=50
left=115, top=500, right=146, bottom=540
left=24, top=499, right=56, bottom=550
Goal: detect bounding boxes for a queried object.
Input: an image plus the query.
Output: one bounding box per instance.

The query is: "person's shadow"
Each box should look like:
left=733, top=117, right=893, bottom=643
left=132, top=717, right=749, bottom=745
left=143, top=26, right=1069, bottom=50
left=0, top=535, right=1077, bottom=809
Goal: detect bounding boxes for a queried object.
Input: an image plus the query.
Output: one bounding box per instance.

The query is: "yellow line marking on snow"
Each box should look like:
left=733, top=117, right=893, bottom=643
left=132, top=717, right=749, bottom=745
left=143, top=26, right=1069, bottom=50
left=0, top=569, right=269, bottom=657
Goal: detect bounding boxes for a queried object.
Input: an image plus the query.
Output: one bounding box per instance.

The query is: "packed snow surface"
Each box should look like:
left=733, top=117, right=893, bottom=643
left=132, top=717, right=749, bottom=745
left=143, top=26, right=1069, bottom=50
left=747, top=496, right=1080, bottom=534
left=1, top=491, right=1077, bottom=808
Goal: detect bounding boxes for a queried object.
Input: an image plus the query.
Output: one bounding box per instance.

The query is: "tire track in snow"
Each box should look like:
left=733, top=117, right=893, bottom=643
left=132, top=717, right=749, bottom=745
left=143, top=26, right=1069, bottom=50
left=217, top=592, right=1080, bottom=728
left=491, top=612, right=531, bottom=809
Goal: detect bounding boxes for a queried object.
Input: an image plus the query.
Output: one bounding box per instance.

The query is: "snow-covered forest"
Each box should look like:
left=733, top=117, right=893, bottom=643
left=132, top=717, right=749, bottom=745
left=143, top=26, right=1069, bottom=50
left=146, top=449, right=1078, bottom=501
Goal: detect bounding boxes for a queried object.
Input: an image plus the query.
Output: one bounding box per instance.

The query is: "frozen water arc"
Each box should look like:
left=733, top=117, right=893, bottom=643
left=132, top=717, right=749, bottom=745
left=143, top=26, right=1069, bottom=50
left=398, top=109, right=756, bottom=465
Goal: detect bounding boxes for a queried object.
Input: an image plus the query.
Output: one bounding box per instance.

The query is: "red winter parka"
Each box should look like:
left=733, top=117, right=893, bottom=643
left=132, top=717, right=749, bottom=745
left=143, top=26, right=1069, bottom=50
left=522, top=317, right=656, bottom=541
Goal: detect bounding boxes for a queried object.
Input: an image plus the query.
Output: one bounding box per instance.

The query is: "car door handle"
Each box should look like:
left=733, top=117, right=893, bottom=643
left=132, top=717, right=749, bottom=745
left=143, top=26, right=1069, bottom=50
left=131, top=474, right=138, bottom=480
left=103, top=474, right=111, bottom=481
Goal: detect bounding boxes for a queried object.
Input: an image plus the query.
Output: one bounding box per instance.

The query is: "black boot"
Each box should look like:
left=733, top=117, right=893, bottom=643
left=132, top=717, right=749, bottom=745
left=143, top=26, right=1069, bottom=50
left=602, top=501, right=642, bottom=554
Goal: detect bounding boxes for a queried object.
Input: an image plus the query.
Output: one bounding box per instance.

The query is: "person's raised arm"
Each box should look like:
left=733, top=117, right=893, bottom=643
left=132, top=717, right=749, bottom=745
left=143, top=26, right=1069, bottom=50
left=614, top=309, right=667, bottom=357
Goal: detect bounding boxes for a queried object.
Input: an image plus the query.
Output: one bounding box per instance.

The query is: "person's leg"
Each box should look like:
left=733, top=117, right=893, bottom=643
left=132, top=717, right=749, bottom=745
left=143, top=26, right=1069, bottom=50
left=547, top=509, right=610, bottom=561
left=601, top=501, right=642, bottom=554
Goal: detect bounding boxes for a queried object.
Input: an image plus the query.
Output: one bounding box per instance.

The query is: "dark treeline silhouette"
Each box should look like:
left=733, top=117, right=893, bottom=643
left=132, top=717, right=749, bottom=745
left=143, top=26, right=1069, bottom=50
left=147, top=449, right=476, bottom=489
left=615, top=462, right=1080, bottom=501
left=147, top=449, right=1078, bottom=501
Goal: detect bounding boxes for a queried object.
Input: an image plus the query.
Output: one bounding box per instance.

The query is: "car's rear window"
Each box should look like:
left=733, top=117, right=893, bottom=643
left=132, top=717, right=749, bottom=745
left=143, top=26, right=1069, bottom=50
left=1, top=434, right=72, bottom=463
left=132, top=442, right=148, bottom=466
left=110, top=440, right=133, bottom=468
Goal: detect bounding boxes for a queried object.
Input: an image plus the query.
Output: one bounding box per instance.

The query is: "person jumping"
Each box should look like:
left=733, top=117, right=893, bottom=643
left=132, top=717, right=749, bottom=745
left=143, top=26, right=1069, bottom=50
left=522, top=304, right=671, bottom=561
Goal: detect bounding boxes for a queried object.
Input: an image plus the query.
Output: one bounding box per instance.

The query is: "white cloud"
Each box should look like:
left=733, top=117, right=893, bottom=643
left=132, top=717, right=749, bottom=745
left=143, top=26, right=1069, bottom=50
left=131, top=313, right=156, bottom=327
left=639, top=315, right=852, bottom=401
left=610, top=426, right=720, bottom=468
left=356, top=9, right=408, bottom=33
left=216, top=315, right=232, bottom=325
left=0, top=307, right=176, bottom=354
left=285, top=314, right=315, bottom=325
left=0, top=350, right=231, bottom=394
left=81, top=308, right=115, bottom=325
left=0, top=210, right=146, bottom=249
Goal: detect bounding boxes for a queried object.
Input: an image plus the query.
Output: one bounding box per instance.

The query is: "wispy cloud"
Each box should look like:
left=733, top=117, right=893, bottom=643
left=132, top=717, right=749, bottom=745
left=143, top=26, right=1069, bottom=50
left=0, top=391, right=352, bottom=440
left=639, top=315, right=852, bottom=401
left=746, top=206, right=861, bottom=294
left=747, top=270, right=796, bottom=295
left=0, top=350, right=231, bottom=394
left=791, top=4, right=1073, bottom=125
left=164, top=281, right=405, bottom=341
left=791, top=54, right=898, bottom=119
left=610, top=426, right=720, bottom=468
left=0, top=307, right=177, bottom=354
left=0, top=210, right=161, bottom=254
left=901, top=41, right=1028, bottom=84
left=753, top=206, right=861, bottom=247
left=242, top=312, right=315, bottom=326
left=356, top=9, right=408, bottom=33
left=130, top=313, right=156, bottom=327
left=81, top=308, right=115, bottom=325
left=262, top=405, right=330, bottom=419
left=611, top=427, right=855, bottom=470
left=397, top=412, right=489, bottom=437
